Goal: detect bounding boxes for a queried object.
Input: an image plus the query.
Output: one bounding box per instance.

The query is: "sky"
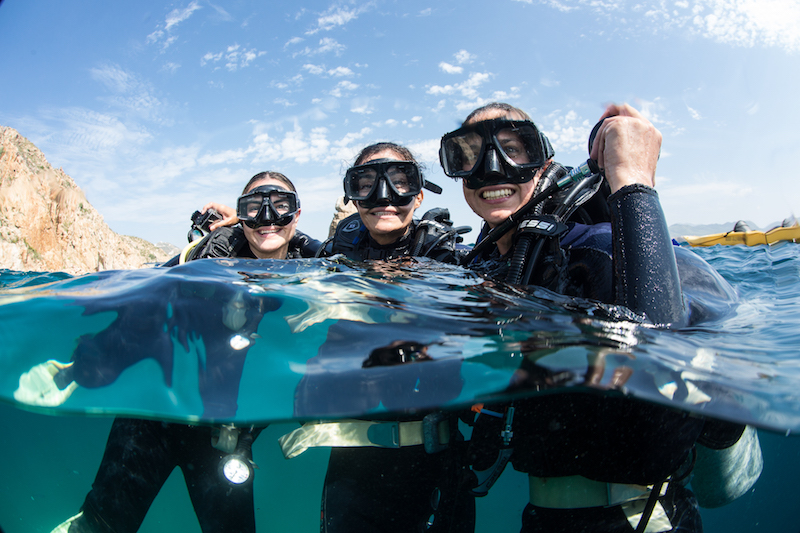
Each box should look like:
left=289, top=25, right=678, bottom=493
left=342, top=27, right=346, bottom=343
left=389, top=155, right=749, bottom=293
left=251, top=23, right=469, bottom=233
left=1, top=0, right=799, bottom=247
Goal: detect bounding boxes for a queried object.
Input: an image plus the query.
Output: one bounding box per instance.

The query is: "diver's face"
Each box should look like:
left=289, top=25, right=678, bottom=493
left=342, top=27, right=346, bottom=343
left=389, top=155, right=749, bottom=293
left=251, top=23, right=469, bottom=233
left=355, top=149, right=423, bottom=245
left=242, top=178, right=299, bottom=259
left=461, top=109, right=544, bottom=228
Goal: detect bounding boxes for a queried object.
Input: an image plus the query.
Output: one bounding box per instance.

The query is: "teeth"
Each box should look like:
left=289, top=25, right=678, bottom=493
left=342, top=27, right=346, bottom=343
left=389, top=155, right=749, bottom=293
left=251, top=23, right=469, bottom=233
left=482, top=188, right=513, bottom=200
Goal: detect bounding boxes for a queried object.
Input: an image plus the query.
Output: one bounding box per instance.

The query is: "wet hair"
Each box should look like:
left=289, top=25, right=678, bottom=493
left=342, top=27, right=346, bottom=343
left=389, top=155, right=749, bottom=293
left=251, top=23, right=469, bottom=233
left=463, top=102, right=532, bottom=125
left=242, top=171, right=296, bottom=194
left=353, top=142, right=418, bottom=166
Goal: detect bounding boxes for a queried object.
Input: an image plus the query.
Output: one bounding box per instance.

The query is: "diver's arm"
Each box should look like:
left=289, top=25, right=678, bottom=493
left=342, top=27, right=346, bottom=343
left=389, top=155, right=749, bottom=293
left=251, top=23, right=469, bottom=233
left=608, top=184, right=686, bottom=327
left=593, top=104, right=685, bottom=326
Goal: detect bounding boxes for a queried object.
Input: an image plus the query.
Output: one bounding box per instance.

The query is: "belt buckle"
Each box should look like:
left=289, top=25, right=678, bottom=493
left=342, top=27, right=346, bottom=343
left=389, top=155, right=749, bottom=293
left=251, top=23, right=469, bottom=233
left=422, top=412, right=449, bottom=454
left=366, top=421, right=400, bottom=448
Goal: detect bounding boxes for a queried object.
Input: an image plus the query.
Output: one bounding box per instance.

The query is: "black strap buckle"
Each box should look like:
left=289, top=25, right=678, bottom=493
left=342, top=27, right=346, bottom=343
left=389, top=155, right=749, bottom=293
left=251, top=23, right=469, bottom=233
left=517, top=214, right=568, bottom=238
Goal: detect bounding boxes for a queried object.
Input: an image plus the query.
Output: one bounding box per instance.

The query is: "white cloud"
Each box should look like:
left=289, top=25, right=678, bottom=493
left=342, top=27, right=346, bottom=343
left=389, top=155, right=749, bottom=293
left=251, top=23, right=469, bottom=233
left=302, top=65, right=354, bottom=77
left=454, top=50, right=475, bottom=64
left=330, top=80, right=359, bottom=98
left=89, top=65, right=165, bottom=122
left=541, top=109, right=593, bottom=154
left=146, top=1, right=201, bottom=51
left=523, top=0, right=800, bottom=52
left=160, top=62, right=180, bottom=74
left=687, top=106, right=702, bottom=120
left=328, top=66, right=354, bottom=77
left=427, top=72, right=492, bottom=109
left=306, top=5, right=371, bottom=35
left=165, top=1, right=202, bottom=31
left=351, top=98, right=376, bottom=115
left=293, top=38, right=346, bottom=58
left=303, top=64, right=326, bottom=75
left=201, top=52, right=224, bottom=65
left=285, top=36, right=304, bottom=48
left=200, top=44, right=267, bottom=71
left=690, top=0, right=800, bottom=52
left=419, top=8, right=432, bottom=16
left=439, top=62, right=463, bottom=74
left=90, top=65, right=136, bottom=93
left=248, top=120, right=372, bottom=166
left=406, top=138, right=440, bottom=164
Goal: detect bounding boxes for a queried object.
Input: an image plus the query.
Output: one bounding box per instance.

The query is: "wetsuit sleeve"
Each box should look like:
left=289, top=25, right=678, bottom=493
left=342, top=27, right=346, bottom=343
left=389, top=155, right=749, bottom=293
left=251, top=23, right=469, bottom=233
left=608, top=184, right=686, bottom=327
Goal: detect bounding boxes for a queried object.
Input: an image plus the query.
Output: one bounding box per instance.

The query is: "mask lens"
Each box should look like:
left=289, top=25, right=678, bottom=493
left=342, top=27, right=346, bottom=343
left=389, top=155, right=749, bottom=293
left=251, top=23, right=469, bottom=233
left=440, top=131, right=483, bottom=176
left=269, top=191, right=295, bottom=215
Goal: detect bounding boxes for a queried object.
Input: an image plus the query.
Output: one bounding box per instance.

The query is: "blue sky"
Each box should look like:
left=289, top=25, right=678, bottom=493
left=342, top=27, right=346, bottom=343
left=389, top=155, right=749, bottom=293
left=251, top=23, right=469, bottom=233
left=1, top=0, right=798, bottom=247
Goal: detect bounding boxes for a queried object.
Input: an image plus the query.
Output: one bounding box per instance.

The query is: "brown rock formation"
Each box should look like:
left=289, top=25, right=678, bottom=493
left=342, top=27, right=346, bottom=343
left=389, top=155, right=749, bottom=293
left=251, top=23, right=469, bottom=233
left=0, top=126, right=170, bottom=274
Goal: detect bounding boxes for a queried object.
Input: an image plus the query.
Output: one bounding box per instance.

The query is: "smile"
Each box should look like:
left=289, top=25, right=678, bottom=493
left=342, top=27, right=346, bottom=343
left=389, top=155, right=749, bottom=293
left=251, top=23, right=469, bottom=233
left=481, top=188, right=513, bottom=200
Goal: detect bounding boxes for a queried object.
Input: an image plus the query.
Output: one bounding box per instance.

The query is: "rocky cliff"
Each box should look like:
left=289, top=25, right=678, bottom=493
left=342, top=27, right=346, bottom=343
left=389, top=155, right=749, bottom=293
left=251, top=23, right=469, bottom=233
left=0, top=126, right=171, bottom=275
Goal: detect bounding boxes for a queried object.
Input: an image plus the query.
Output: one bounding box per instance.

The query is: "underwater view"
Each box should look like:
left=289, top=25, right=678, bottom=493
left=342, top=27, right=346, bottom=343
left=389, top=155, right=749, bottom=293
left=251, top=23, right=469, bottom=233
left=1, top=242, right=799, bottom=532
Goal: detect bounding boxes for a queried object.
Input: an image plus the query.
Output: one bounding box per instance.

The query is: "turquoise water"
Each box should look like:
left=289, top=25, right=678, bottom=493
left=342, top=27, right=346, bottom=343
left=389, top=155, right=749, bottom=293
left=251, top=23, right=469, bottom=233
left=1, top=243, right=799, bottom=532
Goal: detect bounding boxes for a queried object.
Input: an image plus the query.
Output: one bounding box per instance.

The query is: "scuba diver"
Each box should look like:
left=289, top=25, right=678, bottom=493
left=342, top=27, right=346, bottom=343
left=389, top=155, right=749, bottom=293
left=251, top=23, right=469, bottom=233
left=315, top=141, right=469, bottom=262
left=280, top=142, right=476, bottom=533
left=440, top=102, right=761, bottom=532
left=48, top=172, right=319, bottom=533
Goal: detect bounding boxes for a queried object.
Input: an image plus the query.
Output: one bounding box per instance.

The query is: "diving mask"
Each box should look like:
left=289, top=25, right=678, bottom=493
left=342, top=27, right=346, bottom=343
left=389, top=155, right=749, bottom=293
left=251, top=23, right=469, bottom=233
left=343, top=159, right=442, bottom=208
left=236, top=185, right=299, bottom=228
left=439, top=118, right=554, bottom=189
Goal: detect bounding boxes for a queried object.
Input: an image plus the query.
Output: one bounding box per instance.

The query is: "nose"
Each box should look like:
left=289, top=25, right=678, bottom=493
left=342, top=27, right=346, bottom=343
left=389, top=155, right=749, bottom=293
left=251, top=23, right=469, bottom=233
left=372, top=177, right=392, bottom=205
left=483, top=146, right=505, bottom=178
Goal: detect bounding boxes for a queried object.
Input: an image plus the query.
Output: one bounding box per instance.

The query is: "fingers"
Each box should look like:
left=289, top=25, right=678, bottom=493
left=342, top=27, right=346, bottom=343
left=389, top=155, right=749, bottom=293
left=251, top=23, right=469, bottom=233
left=201, top=202, right=238, bottom=230
left=589, top=103, right=661, bottom=192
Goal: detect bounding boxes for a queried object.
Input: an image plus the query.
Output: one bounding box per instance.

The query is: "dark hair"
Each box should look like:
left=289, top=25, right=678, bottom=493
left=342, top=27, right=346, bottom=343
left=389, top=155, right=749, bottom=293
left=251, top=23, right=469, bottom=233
left=463, top=102, right=532, bottom=125
left=241, top=171, right=296, bottom=194
left=353, top=142, right=418, bottom=166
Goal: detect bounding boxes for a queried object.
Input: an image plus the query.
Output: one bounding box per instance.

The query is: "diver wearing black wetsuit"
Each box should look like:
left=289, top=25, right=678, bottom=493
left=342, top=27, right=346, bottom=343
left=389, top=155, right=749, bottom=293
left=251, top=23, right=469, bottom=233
left=282, top=150, right=475, bottom=533
left=57, top=181, right=321, bottom=533
left=466, top=185, right=708, bottom=532
left=305, top=211, right=473, bottom=533
left=438, top=106, right=749, bottom=533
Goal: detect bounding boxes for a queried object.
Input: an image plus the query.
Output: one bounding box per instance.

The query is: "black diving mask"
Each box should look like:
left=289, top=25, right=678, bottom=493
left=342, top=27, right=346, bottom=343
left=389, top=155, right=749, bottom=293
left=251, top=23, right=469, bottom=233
left=439, top=118, right=554, bottom=190
left=343, top=159, right=442, bottom=208
left=236, top=185, right=299, bottom=228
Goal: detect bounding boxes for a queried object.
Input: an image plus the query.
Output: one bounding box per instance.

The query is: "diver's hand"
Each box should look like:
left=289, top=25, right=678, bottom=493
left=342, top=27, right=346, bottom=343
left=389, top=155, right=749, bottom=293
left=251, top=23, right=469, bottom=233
left=201, top=202, right=237, bottom=231
left=13, top=360, right=78, bottom=406
left=589, top=103, right=661, bottom=193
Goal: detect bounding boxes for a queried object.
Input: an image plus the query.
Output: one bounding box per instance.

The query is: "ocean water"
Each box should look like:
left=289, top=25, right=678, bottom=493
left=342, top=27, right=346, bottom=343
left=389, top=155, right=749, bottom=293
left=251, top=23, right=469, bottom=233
left=0, top=243, right=798, bottom=532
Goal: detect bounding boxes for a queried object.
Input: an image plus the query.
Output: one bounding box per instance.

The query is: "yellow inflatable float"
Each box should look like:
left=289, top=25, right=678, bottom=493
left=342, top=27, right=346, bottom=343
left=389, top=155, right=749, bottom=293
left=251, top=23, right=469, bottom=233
left=681, top=218, right=800, bottom=247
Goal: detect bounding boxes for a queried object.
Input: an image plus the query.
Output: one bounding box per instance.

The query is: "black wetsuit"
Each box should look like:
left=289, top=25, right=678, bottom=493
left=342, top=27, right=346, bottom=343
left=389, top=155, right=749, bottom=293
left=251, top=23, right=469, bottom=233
left=467, top=184, right=734, bottom=532
left=65, top=227, right=317, bottom=533
left=298, top=212, right=476, bottom=533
